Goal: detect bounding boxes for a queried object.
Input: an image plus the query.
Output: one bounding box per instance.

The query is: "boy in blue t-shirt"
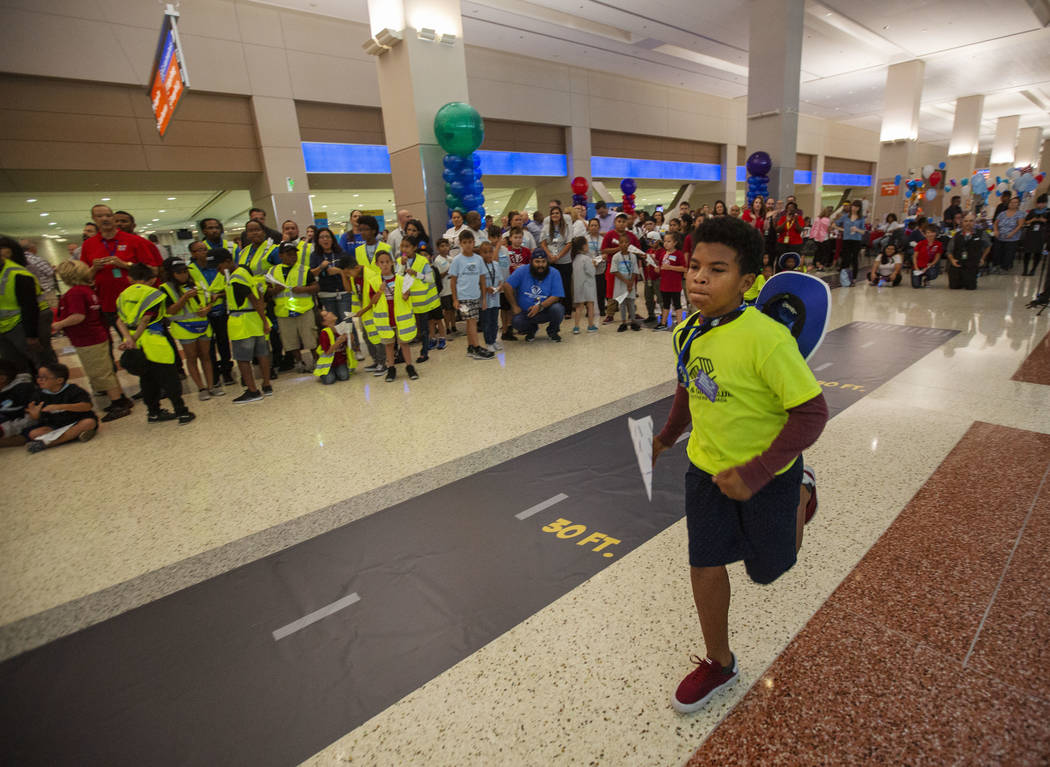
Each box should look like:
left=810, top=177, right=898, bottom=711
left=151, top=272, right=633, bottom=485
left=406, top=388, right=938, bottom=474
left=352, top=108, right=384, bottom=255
left=449, top=230, right=493, bottom=360
left=653, top=216, right=827, bottom=714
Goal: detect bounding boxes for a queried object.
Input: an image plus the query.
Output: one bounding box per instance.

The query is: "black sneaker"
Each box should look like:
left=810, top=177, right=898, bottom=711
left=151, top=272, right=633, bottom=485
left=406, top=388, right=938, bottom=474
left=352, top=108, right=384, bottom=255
left=371, top=365, right=387, bottom=377
left=222, top=375, right=236, bottom=386
left=630, top=322, right=641, bottom=331
left=261, top=384, right=274, bottom=396
left=394, top=349, right=405, bottom=364
left=406, top=364, right=419, bottom=380
left=524, top=332, right=536, bottom=343
left=548, top=332, right=562, bottom=343
left=177, top=411, right=196, bottom=425
left=233, top=389, right=263, bottom=404
left=502, top=330, right=518, bottom=341
left=466, top=345, right=477, bottom=358
left=147, top=410, right=178, bottom=423
left=618, top=323, right=628, bottom=332
left=385, top=367, right=396, bottom=382
left=131, top=391, right=144, bottom=400
left=473, top=346, right=495, bottom=359
left=101, top=406, right=131, bottom=423
left=415, top=354, right=429, bottom=364
left=270, top=369, right=279, bottom=380
left=363, top=362, right=381, bottom=372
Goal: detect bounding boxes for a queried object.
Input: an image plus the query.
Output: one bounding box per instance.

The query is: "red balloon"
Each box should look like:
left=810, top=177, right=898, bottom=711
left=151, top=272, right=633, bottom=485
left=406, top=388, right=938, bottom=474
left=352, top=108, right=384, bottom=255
left=571, top=176, right=589, bottom=195
left=929, top=171, right=941, bottom=187
left=1037, top=174, right=1046, bottom=183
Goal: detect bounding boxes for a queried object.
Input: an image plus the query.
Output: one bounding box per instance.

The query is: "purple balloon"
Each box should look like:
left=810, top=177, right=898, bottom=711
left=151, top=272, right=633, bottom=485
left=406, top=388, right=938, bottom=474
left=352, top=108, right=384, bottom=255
left=620, top=178, right=637, bottom=195
left=746, top=151, right=772, bottom=176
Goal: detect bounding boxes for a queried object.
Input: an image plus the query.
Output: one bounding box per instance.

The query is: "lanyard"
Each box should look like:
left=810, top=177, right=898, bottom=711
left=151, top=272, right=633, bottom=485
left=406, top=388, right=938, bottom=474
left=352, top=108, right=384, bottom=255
left=674, top=305, right=745, bottom=387
left=485, top=261, right=496, bottom=285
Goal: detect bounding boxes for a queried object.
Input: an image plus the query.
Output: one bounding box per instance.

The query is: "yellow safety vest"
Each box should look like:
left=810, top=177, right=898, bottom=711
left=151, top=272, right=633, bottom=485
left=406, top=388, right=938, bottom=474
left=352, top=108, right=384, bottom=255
left=236, top=241, right=277, bottom=290
left=201, top=238, right=239, bottom=257
left=404, top=254, right=440, bottom=313
left=268, top=261, right=315, bottom=317
left=313, top=326, right=357, bottom=377
left=292, top=239, right=312, bottom=266
left=187, top=262, right=225, bottom=304
left=224, top=266, right=265, bottom=341
left=160, top=281, right=211, bottom=340
left=350, top=241, right=392, bottom=315
left=116, top=283, right=174, bottom=364
left=362, top=274, right=417, bottom=344
left=0, top=259, right=42, bottom=333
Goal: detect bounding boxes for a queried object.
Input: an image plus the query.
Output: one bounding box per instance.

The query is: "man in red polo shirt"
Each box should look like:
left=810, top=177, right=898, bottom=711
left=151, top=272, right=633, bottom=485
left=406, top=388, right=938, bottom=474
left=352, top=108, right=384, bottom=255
left=80, top=203, right=161, bottom=362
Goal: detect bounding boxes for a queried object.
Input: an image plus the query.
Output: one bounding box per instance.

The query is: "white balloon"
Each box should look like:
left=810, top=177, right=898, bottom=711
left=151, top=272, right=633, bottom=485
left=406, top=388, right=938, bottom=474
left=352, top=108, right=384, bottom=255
left=1007, top=168, right=1021, bottom=181
left=922, top=164, right=934, bottom=178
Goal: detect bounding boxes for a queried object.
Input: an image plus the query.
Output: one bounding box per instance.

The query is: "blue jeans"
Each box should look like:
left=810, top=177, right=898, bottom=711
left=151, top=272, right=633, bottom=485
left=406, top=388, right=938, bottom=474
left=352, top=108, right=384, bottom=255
left=512, top=303, right=565, bottom=336
left=319, top=293, right=352, bottom=321
left=320, top=363, right=350, bottom=384
left=416, top=313, right=429, bottom=356
left=480, top=306, right=499, bottom=345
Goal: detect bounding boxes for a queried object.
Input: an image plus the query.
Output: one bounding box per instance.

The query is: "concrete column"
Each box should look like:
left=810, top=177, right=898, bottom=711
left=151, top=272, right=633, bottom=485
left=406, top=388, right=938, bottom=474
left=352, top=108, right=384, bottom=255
left=945, top=95, right=984, bottom=214
left=808, top=154, right=825, bottom=219
left=989, top=114, right=1021, bottom=181
left=745, top=0, right=803, bottom=201
left=873, top=60, right=925, bottom=222
left=1015, top=127, right=1043, bottom=168
left=249, top=96, right=313, bottom=229
left=566, top=125, right=591, bottom=190
left=719, top=143, right=737, bottom=208
left=369, top=0, right=467, bottom=237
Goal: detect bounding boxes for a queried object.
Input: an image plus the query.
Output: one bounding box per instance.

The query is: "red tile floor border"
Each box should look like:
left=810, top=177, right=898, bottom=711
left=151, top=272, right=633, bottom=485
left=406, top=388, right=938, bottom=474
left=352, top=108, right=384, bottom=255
left=687, top=422, right=1050, bottom=766
left=1012, top=330, right=1050, bottom=385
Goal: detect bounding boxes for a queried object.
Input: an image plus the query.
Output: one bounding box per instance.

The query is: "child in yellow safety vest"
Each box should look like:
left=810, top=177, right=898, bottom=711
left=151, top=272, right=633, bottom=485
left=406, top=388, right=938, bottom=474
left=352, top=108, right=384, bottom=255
left=313, top=308, right=355, bottom=384
left=398, top=235, right=442, bottom=364
left=353, top=250, right=419, bottom=383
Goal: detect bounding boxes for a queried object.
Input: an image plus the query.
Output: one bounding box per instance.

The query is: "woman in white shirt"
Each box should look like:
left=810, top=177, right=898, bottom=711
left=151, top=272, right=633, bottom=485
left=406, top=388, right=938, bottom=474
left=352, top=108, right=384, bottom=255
left=541, top=205, right=573, bottom=310
left=443, top=210, right=468, bottom=258
left=867, top=242, right=903, bottom=287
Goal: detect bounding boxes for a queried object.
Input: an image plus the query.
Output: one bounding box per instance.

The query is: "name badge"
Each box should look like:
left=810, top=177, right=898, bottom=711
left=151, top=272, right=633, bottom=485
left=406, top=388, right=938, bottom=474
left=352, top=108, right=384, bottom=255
left=695, top=369, right=719, bottom=403
left=112, top=268, right=122, bottom=278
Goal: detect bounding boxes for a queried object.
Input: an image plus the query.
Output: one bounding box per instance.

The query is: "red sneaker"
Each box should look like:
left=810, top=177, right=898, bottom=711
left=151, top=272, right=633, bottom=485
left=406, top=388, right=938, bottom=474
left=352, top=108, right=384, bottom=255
left=672, top=654, right=738, bottom=713
left=802, top=465, right=818, bottom=524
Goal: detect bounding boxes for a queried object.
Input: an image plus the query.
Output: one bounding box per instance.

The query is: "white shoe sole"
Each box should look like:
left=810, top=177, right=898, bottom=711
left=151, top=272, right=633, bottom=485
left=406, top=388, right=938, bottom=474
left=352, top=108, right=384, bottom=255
left=671, top=661, right=739, bottom=714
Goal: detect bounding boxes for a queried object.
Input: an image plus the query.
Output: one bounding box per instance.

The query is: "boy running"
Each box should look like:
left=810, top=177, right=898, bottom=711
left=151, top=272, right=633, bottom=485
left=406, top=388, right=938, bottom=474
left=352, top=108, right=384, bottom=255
left=653, top=216, right=827, bottom=713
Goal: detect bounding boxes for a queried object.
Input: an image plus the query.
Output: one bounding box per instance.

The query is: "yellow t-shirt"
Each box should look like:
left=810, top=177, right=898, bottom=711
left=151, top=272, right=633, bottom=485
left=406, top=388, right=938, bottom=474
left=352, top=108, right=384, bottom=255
left=673, top=307, right=821, bottom=476
left=743, top=273, right=766, bottom=303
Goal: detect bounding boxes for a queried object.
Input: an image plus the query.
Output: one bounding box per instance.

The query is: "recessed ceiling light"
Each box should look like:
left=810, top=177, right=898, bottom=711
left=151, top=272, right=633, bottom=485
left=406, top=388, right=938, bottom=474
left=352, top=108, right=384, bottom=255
left=25, top=198, right=37, bottom=203
left=48, top=222, right=57, bottom=226
left=159, top=209, right=165, bottom=213
left=322, top=205, right=327, bottom=208
left=353, top=194, right=359, bottom=197
left=167, top=197, right=176, bottom=200
left=101, top=197, right=111, bottom=201
left=152, top=218, right=159, bottom=222
left=40, top=212, right=49, bottom=217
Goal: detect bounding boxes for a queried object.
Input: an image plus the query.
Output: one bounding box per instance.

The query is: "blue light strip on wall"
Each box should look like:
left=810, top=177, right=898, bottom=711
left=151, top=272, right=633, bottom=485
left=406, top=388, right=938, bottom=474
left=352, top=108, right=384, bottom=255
left=822, top=172, right=872, bottom=187
left=592, top=156, right=722, bottom=182
left=302, top=142, right=391, bottom=174
left=475, top=150, right=566, bottom=176
left=302, top=142, right=568, bottom=177
left=794, top=170, right=814, bottom=185
left=736, top=166, right=746, bottom=182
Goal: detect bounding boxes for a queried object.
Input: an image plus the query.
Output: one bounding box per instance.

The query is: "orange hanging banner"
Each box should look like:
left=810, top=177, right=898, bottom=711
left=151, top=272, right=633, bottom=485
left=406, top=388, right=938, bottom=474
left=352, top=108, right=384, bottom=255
left=879, top=182, right=899, bottom=197
left=149, top=6, right=190, bottom=137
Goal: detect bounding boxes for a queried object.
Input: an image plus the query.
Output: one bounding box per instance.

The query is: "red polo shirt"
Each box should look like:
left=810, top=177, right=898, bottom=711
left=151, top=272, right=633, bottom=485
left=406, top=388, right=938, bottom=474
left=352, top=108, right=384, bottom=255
left=80, top=231, right=162, bottom=311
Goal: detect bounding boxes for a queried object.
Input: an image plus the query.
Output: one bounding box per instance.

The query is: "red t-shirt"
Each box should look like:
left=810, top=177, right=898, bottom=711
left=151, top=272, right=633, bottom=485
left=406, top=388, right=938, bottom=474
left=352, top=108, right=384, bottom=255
left=506, top=246, right=531, bottom=273
left=658, top=249, right=686, bottom=292
left=913, top=240, right=943, bottom=270
left=57, top=284, right=109, bottom=347
left=382, top=274, right=397, bottom=326
left=741, top=210, right=764, bottom=230
left=319, top=327, right=347, bottom=367
left=80, top=231, right=162, bottom=311
left=776, top=214, right=806, bottom=245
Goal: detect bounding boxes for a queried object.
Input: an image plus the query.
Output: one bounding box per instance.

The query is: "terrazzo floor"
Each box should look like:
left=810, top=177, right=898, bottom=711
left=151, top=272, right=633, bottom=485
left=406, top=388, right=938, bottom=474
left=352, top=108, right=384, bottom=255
left=3, top=272, right=1049, bottom=766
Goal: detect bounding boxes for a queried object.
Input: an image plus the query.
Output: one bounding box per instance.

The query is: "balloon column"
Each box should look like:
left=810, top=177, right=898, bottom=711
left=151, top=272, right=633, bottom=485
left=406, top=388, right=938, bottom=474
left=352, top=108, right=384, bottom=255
left=1008, top=166, right=1042, bottom=198
left=746, top=151, right=772, bottom=204
left=435, top=102, right=486, bottom=225
left=571, top=176, right=589, bottom=209
left=620, top=178, right=636, bottom=215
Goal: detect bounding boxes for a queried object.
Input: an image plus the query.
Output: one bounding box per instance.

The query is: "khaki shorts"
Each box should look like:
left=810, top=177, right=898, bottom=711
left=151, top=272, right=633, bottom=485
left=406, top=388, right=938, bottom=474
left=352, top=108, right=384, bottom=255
left=76, top=340, right=118, bottom=393
left=277, top=312, right=317, bottom=351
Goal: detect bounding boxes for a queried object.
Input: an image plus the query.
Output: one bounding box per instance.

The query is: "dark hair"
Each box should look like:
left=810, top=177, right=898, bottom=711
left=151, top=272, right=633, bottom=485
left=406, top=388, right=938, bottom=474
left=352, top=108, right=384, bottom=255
left=713, top=200, right=727, bottom=216
left=550, top=199, right=562, bottom=206
left=664, top=230, right=684, bottom=249
left=129, top=262, right=154, bottom=281
left=436, top=238, right=450, bottom=248
left=547, top=206, right=567, bottom=239
left=357, top=215, right=378, bottom=233
left=532, top=211, right=544, bottom=222
left=571, top=236, right=588, bottom=256
left=0, top=236, right=25, bottom=264
left=244, top=219, right=265, bottom=232
left=1036, top=194, right=1048, bottom=204
left=114, top=210, right=135, bottom=224
left=487, top=225, right=502, bottom=239
left=84, top=222, right=98, bottom=230
left=188, top=240, right=207, bottom=253
left=0, top=359, right=17, bottom=382
left=281, top=219, right=297, bottom=229
left=886, top=213, right=897, bottom=223
left=161, top=257, right=188, bottom=286
left=680, top=213, right=694, bottom=230
left=313, top=227, right=342, bottom=254
left=402, top=234, right=420, bottom=249
left=614, top=213, right=628, bottom=221
left=690, top=216, right=763, bottom=276
left=595, top=200, right=607, bottom=209
left=458, top=229, right=475, bottom=243
left=210, top=248, right=234, bottom=265
left=199, top=217, right=223, bottom=235
left=405, top=219, right=431, bottom=252
left=41, top=362, right=70, bottom=383
left=249, top=207, right=266, bottom=217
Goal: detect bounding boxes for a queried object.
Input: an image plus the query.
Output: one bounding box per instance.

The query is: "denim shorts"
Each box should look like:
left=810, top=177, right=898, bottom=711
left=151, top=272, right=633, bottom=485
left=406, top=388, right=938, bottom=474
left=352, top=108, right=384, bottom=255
left=684, top=457, right=802, bottom=585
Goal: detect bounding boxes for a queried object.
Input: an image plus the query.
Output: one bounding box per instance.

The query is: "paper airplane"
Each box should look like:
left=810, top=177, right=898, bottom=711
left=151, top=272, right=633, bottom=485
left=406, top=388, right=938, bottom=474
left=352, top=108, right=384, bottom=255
left=627, top=415, right=654, bottom=501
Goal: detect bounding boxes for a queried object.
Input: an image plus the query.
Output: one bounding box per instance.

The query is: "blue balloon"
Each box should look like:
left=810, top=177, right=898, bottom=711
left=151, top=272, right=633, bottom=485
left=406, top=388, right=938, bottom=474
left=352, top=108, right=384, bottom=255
left=477, top=207, right=486, bottom=219
left=442, top=168, right=457, bottom=184
left=746, top=151, right=773, bottom=176
left=938, top=162, right=946, bottom=170
left=474, top=170, right=483, bottom=185
left=751, top=174, right=770, bottom=184
left=449, top=180, right=468, bottom=197
left=473, top=153, right=482, bottom=169
left=462, top=194, right=479, bottom=210
left=620, top=178, right=637, bottom=195
left=894, top=174, right=902, bottom=185
left=904, top=190, right=912, bottom=198
left=443, top=154, right=464, bottom=171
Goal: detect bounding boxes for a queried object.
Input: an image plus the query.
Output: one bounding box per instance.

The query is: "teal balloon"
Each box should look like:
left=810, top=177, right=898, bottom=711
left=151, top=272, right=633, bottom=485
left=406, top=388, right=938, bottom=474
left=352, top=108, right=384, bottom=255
left=434, top=102, right=484, bottom=157
left=445, top=192, right=461, bottom=209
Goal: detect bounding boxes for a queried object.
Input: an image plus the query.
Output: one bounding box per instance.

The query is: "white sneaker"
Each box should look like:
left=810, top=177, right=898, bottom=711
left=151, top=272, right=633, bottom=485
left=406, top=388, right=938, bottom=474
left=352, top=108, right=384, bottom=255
left=485, top=343, right=496, bottom=352
left=493, top=341, right=504, bottom=351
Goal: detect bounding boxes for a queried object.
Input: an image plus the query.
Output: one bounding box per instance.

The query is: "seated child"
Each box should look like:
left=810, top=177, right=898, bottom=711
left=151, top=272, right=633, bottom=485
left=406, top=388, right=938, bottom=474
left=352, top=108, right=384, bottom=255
left=24, top=362, right=99, bottom=454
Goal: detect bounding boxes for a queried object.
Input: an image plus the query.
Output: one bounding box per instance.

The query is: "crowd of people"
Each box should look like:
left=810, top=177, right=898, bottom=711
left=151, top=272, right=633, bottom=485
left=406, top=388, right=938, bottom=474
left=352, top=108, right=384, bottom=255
left=1, top=186, right=1048, bottom=454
